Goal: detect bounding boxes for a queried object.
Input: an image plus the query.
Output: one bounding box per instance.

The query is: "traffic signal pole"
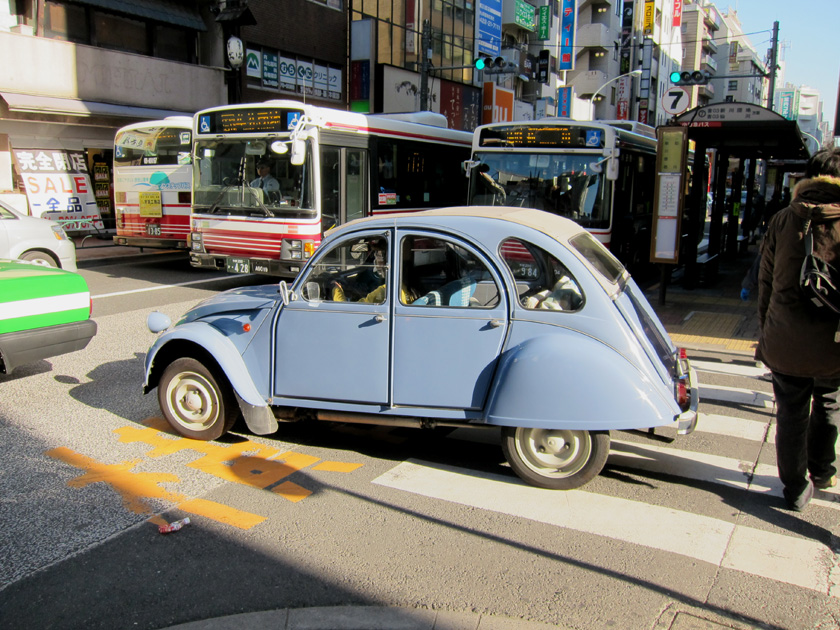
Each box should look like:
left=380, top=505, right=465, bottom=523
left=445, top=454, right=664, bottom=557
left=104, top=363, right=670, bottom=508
left=420, top=20, right=431, bottom=112
left=767, top=21, right=780, bottom=110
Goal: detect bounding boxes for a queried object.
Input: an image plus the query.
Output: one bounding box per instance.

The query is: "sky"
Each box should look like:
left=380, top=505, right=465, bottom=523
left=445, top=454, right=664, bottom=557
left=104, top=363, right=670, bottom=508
left=718, top=0, right=839, bottom=132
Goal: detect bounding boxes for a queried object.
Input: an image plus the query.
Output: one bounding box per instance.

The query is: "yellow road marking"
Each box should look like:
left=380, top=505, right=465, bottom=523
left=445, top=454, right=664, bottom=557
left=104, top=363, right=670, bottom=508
left=47, top=419, right=364, bottom=529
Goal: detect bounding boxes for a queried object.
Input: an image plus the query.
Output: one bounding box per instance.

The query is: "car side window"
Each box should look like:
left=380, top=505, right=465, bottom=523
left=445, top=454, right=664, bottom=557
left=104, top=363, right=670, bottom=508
left=302, top=235, right=389, bottom=304
left=399, top=235, right=500, bottom=308
left=500, top=238, right=583, bottom=311
left=0, top=206, right=15, bottom=219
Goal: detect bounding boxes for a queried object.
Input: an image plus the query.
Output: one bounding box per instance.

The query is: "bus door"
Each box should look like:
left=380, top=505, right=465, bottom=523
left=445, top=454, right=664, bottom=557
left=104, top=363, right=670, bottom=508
left=320, top=146, right=368, bottom=233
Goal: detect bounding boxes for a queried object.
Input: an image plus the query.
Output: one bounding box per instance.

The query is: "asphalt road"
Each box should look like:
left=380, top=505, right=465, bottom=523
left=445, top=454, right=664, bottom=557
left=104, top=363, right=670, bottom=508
left=1, top=255, right=838, bottom=630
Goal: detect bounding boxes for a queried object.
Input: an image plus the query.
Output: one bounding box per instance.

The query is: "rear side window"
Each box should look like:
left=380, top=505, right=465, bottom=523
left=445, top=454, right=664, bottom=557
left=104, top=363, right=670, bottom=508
left=569, top=232, right=624, bottom=284
left=500, top=238, right=583, bottom=311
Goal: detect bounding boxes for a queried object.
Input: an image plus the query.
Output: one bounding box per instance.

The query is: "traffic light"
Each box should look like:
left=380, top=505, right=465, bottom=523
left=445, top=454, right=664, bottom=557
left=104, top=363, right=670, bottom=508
left=474, top=54, right=515, bottom=74
left=669, top=70, right=711, bottom=86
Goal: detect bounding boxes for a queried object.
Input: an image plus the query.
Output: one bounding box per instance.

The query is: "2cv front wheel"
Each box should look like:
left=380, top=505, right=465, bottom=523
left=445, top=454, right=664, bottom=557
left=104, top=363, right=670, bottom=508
left=158, top=358, right=239, bottom=441
left=501, top=427, right=610, bottom=490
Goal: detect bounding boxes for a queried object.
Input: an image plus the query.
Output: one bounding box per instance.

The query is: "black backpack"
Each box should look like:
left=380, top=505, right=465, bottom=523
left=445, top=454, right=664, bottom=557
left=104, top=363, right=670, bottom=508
left=800, top=217, right=840, bottom=341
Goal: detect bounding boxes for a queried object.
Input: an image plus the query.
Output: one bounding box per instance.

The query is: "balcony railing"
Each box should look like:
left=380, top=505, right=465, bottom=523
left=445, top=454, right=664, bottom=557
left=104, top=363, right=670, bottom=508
left=576, top=23, right=611, bottom=50
left=0, top=31, right=225, bottom=114
left=570, top=70, right=608, bottom=97
left=702, top=37, right=718, bottom=53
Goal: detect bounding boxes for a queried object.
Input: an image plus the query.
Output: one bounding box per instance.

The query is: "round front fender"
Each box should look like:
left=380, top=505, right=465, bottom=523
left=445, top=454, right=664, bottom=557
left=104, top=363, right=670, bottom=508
left=144, top=321, right=266, bottom=409
left=485, top=334, right=679, bottom=431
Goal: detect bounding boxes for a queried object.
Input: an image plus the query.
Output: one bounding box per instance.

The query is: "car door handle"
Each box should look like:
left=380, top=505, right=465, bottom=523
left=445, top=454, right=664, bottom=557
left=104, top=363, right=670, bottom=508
left=374, top=314, right=387, bottom=323
left=489, top=319, right=504, bottom=328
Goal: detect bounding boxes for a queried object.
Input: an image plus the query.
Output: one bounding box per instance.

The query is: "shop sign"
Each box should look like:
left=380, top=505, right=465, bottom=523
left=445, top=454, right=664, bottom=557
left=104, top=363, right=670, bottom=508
left=13, top=149, right=102, bottom=228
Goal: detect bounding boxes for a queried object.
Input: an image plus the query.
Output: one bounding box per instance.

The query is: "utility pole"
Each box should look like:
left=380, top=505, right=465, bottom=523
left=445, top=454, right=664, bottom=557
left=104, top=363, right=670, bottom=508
left=766, top=20, right=779, bottom=111
left=420, top=20, right=431, bottom=111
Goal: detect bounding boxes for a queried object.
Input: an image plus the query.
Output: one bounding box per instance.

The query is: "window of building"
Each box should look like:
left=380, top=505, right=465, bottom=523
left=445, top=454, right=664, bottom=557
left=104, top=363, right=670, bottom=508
left=44, top=0, right=88, bottom=43
left=728, top=80, right=738, bottom=91
left=95, top=12, right=146, bottom=54
left=308, top=0, right=343, bottom=8
left=41, top=0, right=198, bottom=63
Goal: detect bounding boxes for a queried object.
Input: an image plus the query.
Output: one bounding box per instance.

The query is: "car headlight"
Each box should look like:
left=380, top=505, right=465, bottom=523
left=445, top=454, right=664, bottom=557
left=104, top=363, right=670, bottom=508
left=51, top=225, right=68, bottom=241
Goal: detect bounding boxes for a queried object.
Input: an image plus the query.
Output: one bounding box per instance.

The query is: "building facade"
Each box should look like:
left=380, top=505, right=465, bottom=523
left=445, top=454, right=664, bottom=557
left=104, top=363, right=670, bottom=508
left=0, top=0, right=349, bottom=221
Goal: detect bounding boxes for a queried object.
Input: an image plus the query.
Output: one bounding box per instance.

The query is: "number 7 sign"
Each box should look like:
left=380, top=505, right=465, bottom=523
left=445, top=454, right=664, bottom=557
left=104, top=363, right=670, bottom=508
left=662, top=86, right=690, bottom=115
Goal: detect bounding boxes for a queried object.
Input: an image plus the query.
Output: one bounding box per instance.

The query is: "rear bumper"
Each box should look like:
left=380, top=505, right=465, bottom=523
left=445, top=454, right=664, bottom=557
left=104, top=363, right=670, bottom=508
left=0, top=319, right=97, bottom=374
left=675, top=366, right=699, bottom=435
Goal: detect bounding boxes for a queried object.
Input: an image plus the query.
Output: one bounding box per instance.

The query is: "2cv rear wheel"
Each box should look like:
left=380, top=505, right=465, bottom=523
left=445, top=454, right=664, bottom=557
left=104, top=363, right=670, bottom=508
left=501, top=427, right=610, bottom=490
left=158, top=358, right=238, bottom=441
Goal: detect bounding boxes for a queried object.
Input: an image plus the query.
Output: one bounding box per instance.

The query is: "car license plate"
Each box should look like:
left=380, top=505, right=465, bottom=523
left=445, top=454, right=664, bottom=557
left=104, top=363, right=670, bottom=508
left=146, top=223, right=161, bottom=236
left=227, top=258, right=250, bottom=274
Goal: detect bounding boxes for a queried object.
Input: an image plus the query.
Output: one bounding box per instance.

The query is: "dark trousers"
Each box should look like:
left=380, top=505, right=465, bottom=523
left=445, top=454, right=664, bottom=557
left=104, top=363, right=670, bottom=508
left=772, top=372, right=840, bottom=499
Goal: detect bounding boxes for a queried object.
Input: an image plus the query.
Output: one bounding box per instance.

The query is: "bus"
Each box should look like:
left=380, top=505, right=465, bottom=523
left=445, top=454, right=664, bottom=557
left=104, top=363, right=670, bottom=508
left=189, top=100, right=473, bottom=277
left=113, top=117, right=193, bottom=249
left=465, top=119, right=658, bottom=268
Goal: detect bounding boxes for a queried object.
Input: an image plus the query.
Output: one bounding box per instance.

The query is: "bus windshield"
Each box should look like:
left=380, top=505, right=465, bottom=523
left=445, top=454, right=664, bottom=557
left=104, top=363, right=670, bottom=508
left=193, top=138, right=314, bottom=217
left=469, top=152, right=611, bottom=230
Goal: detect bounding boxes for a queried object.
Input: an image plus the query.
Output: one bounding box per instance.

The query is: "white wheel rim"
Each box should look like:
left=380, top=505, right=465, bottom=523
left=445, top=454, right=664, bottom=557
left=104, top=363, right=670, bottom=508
left=165, top=371, right=220, bottom=431
left=514, top=428, right=592, bottom=479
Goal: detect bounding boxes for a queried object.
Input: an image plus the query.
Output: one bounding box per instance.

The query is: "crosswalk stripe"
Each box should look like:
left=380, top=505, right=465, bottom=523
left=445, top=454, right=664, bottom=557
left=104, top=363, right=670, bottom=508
left=695, top=413, right=773, bottom=443
left=373, top=461, right=836, bottom=595
left=693, top=360, right=769, bottom=379
left=699, top=383, right=775, bottom=408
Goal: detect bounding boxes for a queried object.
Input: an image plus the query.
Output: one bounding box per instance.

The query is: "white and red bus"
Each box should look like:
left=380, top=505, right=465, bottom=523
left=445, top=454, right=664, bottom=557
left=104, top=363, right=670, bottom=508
left=189, top=100, right=472, bottom=277
left=466, top=119, right=658, bottom=268
left=113, top=117, right=193, bottom=249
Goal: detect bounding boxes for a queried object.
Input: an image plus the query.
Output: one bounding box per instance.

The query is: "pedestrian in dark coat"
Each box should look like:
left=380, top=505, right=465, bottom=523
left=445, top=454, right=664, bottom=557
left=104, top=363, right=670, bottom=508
left=757, top=148, right=840, bottom=511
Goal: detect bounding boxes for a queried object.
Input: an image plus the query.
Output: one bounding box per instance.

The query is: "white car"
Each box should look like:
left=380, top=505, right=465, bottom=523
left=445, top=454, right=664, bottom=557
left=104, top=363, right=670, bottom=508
left=0, top=200, right=77, bottom=271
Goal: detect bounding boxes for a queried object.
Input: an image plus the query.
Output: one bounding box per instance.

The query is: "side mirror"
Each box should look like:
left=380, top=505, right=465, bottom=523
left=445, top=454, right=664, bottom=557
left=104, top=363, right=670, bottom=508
left=278, top=280, right=291, bottom=306
left=290, top=139, right=306, bottom=166
left=462, top=159, right=480, bottom=178
left=303, top=281, right=321, bottom=302
left=606, top=156, right=619, bottom=181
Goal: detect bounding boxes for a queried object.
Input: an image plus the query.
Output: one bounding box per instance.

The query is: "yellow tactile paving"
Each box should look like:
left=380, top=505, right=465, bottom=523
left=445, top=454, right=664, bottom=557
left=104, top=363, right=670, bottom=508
left=665, top=311, right=758, bottom=353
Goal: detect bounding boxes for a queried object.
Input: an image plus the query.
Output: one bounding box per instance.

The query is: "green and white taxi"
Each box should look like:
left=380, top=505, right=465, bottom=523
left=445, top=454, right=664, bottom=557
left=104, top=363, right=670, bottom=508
left=0, top=259, right=97, bottom=374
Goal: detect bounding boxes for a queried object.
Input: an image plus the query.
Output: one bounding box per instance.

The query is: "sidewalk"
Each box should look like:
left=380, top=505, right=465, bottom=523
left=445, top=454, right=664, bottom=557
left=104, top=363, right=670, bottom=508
left=643, top=246, right=761, bottom=356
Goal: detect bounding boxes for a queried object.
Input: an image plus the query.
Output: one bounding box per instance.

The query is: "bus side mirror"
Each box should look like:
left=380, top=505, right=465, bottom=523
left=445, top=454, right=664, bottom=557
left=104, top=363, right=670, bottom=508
left=462, top=159, right=480, bottom=177
left=290, top=140, right=306, bottom=166
left=606, top=156, right=619, bottom=181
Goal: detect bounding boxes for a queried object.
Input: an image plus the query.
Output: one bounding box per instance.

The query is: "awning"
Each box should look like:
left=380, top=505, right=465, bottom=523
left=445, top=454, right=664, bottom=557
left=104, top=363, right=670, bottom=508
left=673, top=102, right=811, bottom=160
left=1, top=92, right=191, bottom=120
left=66, top=0, right=207, bottom=31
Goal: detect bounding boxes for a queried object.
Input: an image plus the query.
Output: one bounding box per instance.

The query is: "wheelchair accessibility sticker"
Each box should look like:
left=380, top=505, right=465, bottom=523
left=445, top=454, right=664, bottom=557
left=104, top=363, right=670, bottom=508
left=585, top=130, right=602, bottom=147
left=46, top=417, right=363, bottom=530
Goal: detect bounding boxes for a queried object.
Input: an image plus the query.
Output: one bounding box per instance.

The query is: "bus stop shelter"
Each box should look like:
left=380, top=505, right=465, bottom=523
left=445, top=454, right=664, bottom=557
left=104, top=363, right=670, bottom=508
left=670, top=102, right=810, bottom=289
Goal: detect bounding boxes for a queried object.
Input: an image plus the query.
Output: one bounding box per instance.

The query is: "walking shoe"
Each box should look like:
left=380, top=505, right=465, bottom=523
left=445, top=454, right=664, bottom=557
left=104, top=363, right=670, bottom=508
left=785, top=479, right=814, bottom=512
left=811, top=475, right=837, bottom=490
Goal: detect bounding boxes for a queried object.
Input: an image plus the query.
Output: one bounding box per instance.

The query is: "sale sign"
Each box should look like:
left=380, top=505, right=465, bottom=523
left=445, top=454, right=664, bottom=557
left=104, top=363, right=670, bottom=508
left=13, top=149, right=103, bottom=229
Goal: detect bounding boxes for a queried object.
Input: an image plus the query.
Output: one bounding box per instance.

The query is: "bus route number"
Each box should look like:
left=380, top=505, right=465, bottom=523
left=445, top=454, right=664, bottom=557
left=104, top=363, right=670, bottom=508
left=662, top=87, right=690, bottom=116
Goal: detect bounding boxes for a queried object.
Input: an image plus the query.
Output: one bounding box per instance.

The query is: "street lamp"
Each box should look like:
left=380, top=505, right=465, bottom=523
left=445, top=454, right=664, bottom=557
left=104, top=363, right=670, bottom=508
left=590, top=68, right=642, bottom=120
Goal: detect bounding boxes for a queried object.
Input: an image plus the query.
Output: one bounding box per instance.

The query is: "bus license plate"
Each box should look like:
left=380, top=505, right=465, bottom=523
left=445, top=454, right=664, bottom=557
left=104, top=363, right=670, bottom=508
left=227, top=258, right=250, bottom=274
left=146, top=223, right=161, bottom=236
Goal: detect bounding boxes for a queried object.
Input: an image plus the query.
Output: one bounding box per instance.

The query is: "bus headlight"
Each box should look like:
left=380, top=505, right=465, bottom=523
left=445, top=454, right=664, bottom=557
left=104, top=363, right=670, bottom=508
left=281, top=238, right=315, bottom=261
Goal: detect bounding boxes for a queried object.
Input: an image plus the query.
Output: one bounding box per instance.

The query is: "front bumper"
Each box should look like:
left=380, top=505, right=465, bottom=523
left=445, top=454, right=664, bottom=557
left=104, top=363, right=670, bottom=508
left=189, top=252, right=299, bottom=278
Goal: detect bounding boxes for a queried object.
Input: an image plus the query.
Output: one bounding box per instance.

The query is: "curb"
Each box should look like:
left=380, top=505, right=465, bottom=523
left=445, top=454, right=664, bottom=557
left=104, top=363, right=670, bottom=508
left=160, top=606, right=566, bottom=630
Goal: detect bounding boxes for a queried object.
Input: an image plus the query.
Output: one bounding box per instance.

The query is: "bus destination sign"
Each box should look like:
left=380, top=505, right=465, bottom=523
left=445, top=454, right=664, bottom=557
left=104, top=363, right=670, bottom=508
left=478, top=125, right=604, bottom=149
left=197, top=108, right=305, bottom=135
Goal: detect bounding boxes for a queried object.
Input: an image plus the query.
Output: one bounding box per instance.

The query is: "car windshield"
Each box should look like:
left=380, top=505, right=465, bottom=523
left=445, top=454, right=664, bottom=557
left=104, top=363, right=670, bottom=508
left=469, top=152, right=611, bottom=229
left=193, top=139, right=314, bottom=217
